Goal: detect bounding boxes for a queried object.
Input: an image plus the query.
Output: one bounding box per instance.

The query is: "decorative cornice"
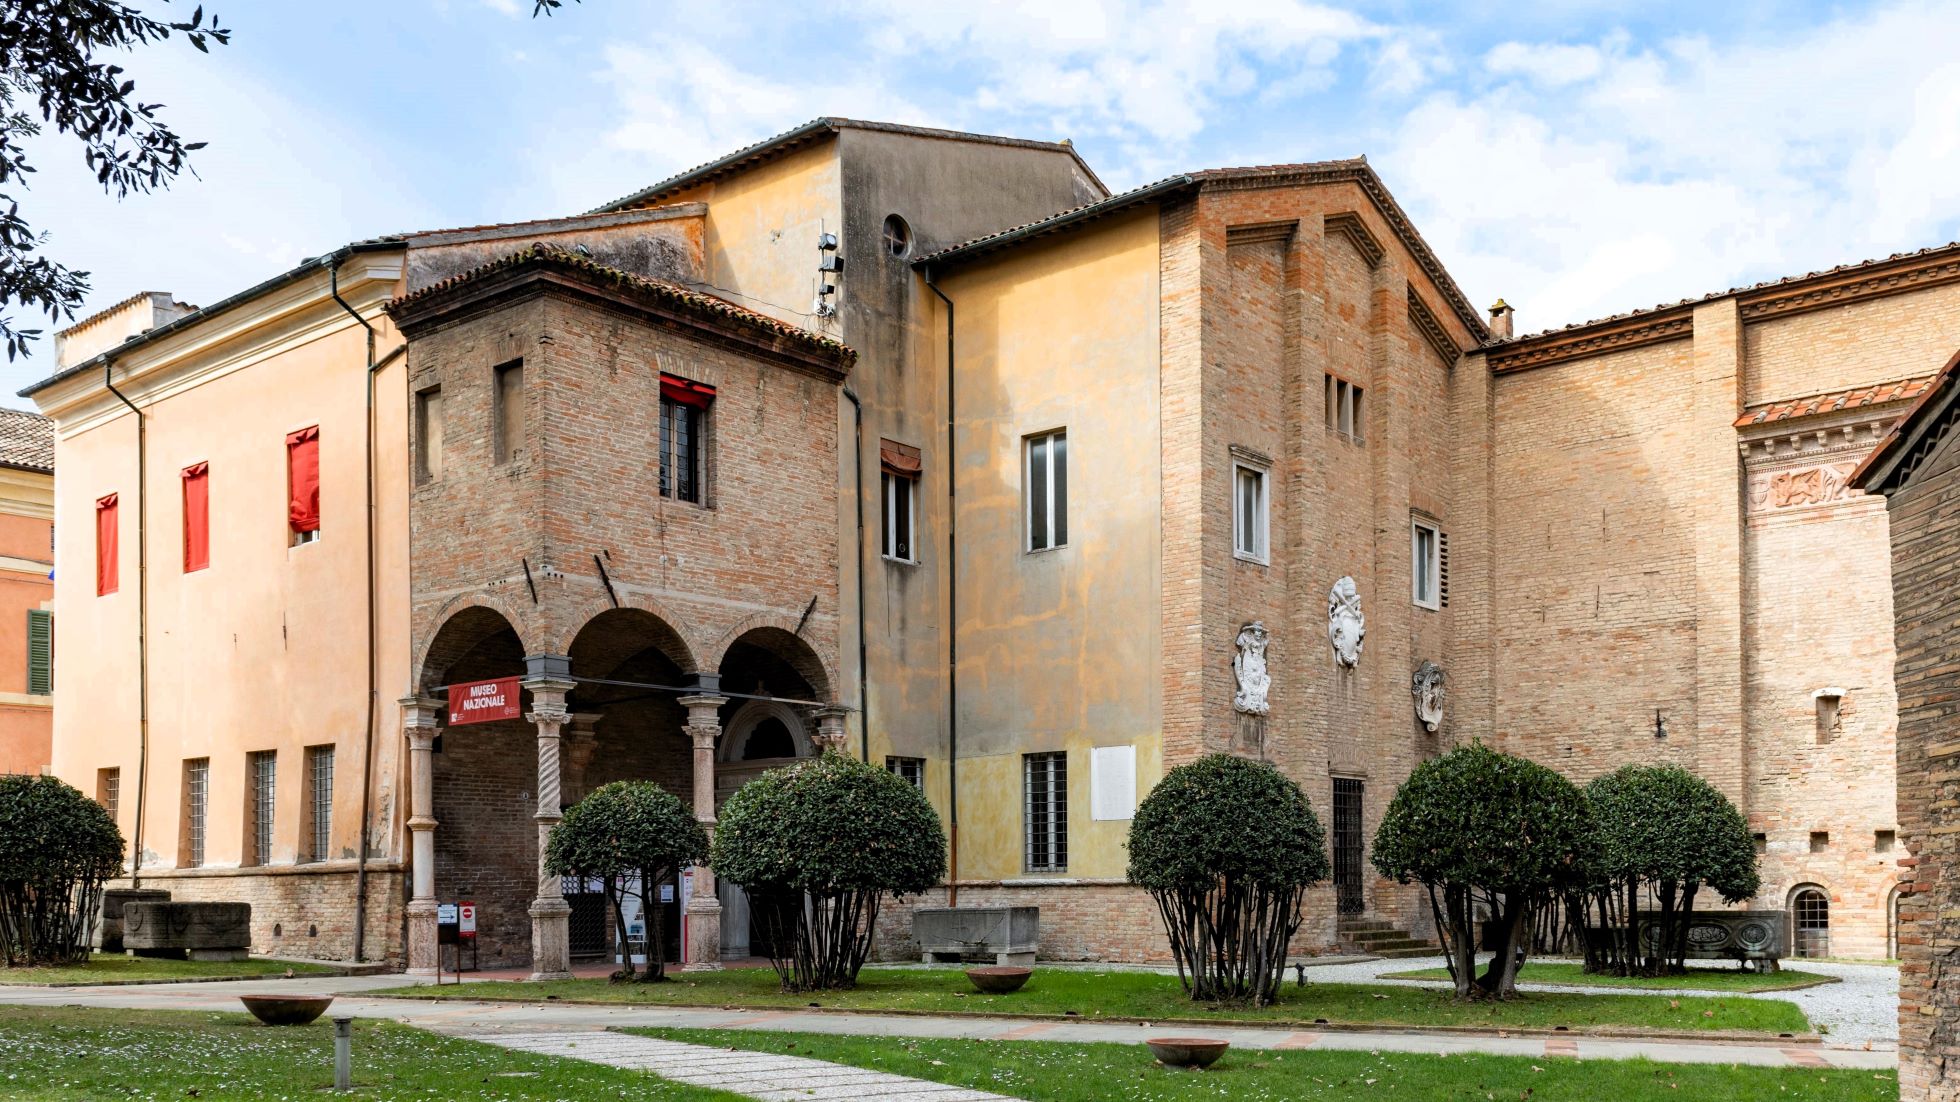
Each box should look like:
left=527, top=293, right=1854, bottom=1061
left=1487, top=307, right=1694, bottom=373
left=1740, top=253, right=1960, bottom=322
left=1224, top=220, right=1296, bottom=245
left=1323, top=211, right=1384, bottom=269
left=1407, top=288, right=1458, bottom=366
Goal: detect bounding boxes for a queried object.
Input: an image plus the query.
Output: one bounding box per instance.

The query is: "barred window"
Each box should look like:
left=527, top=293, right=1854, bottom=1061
left=97, top=767, right=119, bottom=822
left=1024, top=752, right=1068, bottom=872
left=183, top=758, right=209, bottom=868
left=885, top=756, right=925, bottom=791
left=306, top=745, right=335, bottom=863
left=249, top=751, right=277, bottom=866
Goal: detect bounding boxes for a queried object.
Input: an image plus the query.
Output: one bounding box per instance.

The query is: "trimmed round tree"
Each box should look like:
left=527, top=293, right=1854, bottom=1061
left=712, top=751, right=944, bottom=991
left=1583, top=764, right=1760, bottom=976
left=544, top=781, right=707, bottom=982
left=1371, top=742, right=1590, bottom=1000
left=1127, top=754, right=1329, bottom=1005
left=0, top=774, right=124, bottom=967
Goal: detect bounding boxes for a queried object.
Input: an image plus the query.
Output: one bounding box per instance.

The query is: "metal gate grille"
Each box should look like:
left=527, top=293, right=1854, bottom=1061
left=566, top=880, right=608, bottom=959
left=1333, top=778, right=1364, bottom=916
left=1793, top=888, right=1829, bottom=958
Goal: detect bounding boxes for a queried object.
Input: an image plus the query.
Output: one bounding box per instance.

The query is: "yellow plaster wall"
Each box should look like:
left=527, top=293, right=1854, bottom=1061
left=46, top=279, right=410, bottom=873
left=935, top=210, right=1164, bottom=882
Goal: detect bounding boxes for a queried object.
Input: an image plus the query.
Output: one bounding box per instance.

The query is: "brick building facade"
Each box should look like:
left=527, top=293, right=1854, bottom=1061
left=28, top=116, right=1937, bottom=971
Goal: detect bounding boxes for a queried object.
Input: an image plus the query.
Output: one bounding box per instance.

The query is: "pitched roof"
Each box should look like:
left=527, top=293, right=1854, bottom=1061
left=1735, top=376, right=1935, bottom=428
left=1493, top=239, right=1960, bottom=351
left=385, top=243, right=855, bottom=368
left=586, top=118, right=1107, bottom=215
left=1851, top=348, right=1960, bottom=493
left=0, top=408, right=54, bottom=473
left=916, top=159, right=1487, bottom=341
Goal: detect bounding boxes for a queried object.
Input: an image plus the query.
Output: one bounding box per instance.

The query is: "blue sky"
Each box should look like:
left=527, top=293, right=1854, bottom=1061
left=15, top=0, right=1960, bottom=401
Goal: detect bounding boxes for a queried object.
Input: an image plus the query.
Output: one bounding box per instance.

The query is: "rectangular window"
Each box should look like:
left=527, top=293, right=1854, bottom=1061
left=248, top=750, right=276, bottom=867
left=659, top=374, right=714, bottom=504
left=882, top=472, right=918, bottom=562
left=1324, top=375, right=1364, bottom=444
left=182, top=462, right=209, bottom=572
left=415, top=387, right=443, bottom=483
left=1233, top=462, right=1268, bottom=562
left=1024, top=751, right=1069, bottom=872
left=1412, top=518, right=1442, bottom=610
left=97, top=767, right=119, bottom=821
left=305, top=745, right=335, bottom=863
left=1876, top=829, right=1897, bottom=854
left=885, top=756, right=925, bottom=792
left=1810, top=830, right=1830, bottom=853
left=182, top=758, right=209, bottom=868
left=26, top=609, right=50, bottom=695
left=286, top=427, right=321, bottom=545
left=1752, top=832, right=1768, bottom=855
left=96, top=493, right=119, bottom=595
left=495, top=360, right=525, bottom=464
left=1025, top=430, right=1069, bottom=552
left=1815, top=690, right=1844, bottom=745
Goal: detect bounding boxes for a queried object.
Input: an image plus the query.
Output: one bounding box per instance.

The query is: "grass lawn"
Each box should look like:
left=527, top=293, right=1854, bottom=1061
left=1380, top=961, right=1836, bottom=992
left=370, top=966, right=1813, bottom=1035
left=636, top=1027, right=1895, bottom=1102
left=0, top=1005, right=741, bottom=1100
left=0, top=955, right=337, bottom=985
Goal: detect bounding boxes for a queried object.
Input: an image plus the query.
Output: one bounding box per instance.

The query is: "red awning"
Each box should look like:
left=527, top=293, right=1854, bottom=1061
left=95, top=493, right=119, bottom=596
left=879, top=439, right=922, bottom=477
left=287, top=427, right=320, bottom=534
left=182, top=463, right=209, bottom=572
left=659, top=374, right=716, bottom=409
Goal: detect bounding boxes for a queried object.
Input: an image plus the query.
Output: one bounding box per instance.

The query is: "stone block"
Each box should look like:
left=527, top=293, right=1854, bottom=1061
left=121, top=901, right=251, bottom=960
left=913, top=905, right=1038, bottom=966
left=96, top=888, right=170, bottom=953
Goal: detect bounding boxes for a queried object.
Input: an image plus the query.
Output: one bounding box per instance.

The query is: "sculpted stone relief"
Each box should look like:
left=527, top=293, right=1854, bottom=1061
left=1747, top=461, right=1859, bottom=512
left=1233, top=621, right=1271, bottom=716
left=1327, top=576, right=1365, bottom=668
left=1411, top=660, right=1445, bottom=732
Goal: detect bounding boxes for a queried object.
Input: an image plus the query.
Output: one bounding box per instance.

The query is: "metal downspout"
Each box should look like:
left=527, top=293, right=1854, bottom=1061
left=329, top=255, right=379, bottom=962
left=924, top=270, right=958, bottom=907
left=103, top=357, right=147, bottom=890
left=842, top=386, right=869, bottom=763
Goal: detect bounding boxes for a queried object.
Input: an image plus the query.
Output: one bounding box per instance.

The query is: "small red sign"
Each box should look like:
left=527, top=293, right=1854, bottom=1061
left=448, top=677, right=521, bottom=726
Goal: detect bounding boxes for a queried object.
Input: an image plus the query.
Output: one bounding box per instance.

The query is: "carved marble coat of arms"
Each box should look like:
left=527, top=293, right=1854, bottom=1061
left=1411, top=660, right=1445, bottom=732
left=1327, top=576, right=1365, bottom=668
left=1233, top=621, right=1271, bottom=716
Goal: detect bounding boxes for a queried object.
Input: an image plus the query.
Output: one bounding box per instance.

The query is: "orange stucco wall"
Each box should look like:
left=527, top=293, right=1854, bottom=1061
left=0, top=495, right=53, bottom=776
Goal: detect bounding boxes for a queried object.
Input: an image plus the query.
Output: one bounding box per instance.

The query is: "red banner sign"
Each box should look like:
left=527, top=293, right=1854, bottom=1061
left=448, top=677, right=521, bottom=726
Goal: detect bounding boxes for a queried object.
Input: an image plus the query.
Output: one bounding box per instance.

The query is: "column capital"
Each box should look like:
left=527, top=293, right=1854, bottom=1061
left=399, top=695, right=443, bottom=729
left=812, top=704, right=852, bottom=753
left=524, top=678, right=576, bottom=726
left=677, top=693, right=728, bottom=710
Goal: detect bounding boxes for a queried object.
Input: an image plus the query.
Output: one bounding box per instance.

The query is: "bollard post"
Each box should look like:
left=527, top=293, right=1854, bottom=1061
left=333, top=1016, right=353, bottom=1090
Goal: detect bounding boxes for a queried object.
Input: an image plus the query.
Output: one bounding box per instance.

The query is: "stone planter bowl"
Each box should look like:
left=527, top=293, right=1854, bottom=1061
left=239, top=995, right=334, bottom=1026
left=964, top=966, right=1033, bottom=994
left=1145, top=1037, right=1230, bottom=1068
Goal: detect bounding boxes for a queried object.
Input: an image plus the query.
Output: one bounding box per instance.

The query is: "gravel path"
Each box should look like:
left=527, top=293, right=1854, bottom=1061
left=1305, top=954, right=1899, bottom=1049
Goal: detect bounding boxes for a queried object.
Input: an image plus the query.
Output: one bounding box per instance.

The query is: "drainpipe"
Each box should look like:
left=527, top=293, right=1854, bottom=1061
left=924, top=270, right=958, bottom=908
left=841, top=386, right=869, bottom=763
left=103, top=356, right=148, bottom=891
left=329, top=255, right=379, bottom=962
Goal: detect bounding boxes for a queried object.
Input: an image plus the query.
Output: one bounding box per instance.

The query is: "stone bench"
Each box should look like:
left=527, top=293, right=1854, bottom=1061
left=96, top=888, right=171, bottom=954
left=121, top=901, right=252, bottom=962
left=913, top=906, right=1038, bottom=967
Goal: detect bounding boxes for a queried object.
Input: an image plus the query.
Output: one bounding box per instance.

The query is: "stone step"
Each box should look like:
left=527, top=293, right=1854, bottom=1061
left=1348, top=928, right=1417, bottom=944
left=1359, top=937, right=1435, bottom=954
left=1374, top=944, right=1441, bottom=959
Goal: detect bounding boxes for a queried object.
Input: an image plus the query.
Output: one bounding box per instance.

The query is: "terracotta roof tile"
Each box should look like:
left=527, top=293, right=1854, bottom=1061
left=1735, top=376, right=1934, bottom=428
left=0, top=408, right=54, bottom=473
left=386, top=244, right=855, bottom=365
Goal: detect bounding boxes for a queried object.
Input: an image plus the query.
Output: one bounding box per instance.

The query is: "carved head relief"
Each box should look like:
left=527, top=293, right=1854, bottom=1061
left=1233, top=621, right=1272, bottom=716
left=1327, top=576, right=1365, bottom=668
left=1411, top=660, right=1445, bottom=732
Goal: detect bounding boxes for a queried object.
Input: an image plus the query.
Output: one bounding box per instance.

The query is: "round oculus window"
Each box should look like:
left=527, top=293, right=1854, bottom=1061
left=882, top=214, right=912, bottom=258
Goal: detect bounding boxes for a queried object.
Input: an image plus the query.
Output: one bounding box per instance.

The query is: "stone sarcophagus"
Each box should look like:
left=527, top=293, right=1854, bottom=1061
left=913, top=906, right=1038, bottom=966
left=121, top=902, right=252, bottom=962
left=96, top=888, right=171, bottom=954
left=1588, top=910, right=1787, bottom=970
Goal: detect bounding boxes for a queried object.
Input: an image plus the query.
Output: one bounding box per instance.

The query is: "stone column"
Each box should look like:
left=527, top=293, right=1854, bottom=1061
left=400, top=696, right=443, bottom=977
left=813, top=705, right=851, bottom=754
left=524, top=678, right=576, bottom=981
left=679, top=693, right=727, bottom=970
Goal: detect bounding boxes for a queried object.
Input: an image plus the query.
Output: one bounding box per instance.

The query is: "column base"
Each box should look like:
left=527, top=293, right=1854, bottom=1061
left=684, top=898, right=723, bottom=971
left=529, top=897, right=572, bottom=982
left=406, top=900, right=439, bottom=977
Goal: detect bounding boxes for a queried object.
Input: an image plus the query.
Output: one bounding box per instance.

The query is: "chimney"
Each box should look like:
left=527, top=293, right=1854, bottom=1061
left=1488, top=299, right=1514, bottom=340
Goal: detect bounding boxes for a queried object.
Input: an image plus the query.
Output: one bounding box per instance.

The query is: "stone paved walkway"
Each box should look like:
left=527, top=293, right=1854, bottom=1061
left=474, top=1029, right=1016, bottom=1101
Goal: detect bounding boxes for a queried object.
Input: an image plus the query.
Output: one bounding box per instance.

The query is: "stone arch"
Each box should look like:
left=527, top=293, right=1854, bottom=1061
left=708, top=615, right=834, bottom=702
left=718, top=699, right=813, bottom=763
left=416, top=598, right=529, bottom=693
left=563, top=606, right=699, bottom=683
left=552, top=591, right=703, bottom=674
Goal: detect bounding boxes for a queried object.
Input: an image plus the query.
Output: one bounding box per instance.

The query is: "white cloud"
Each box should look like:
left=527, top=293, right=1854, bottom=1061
left=1380, top=2, right=1960, bottom=334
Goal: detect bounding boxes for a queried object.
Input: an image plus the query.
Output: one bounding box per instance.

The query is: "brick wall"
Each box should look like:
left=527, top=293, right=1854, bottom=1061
left=113, top=866, right=406, bottom=966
